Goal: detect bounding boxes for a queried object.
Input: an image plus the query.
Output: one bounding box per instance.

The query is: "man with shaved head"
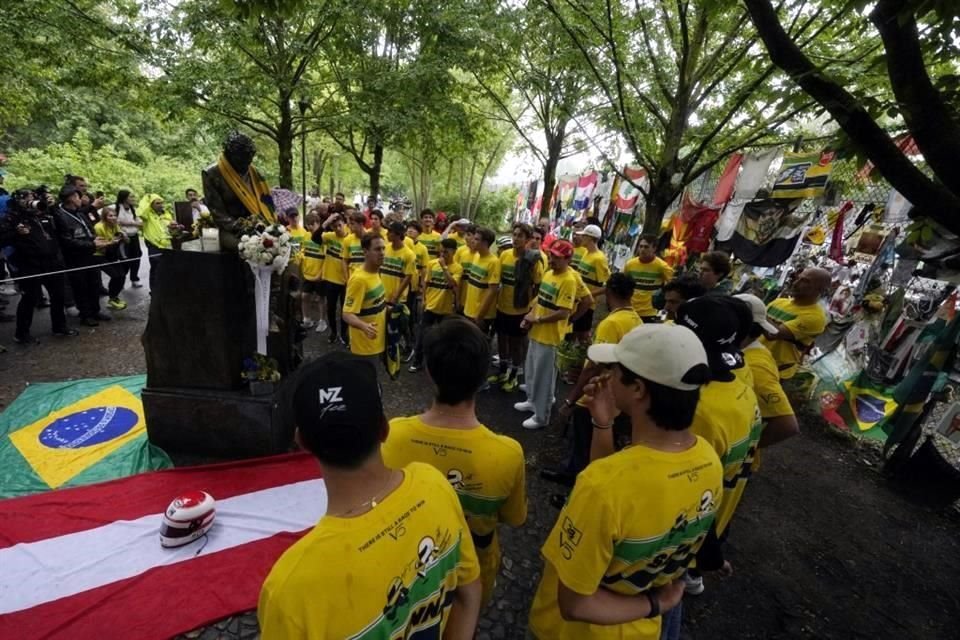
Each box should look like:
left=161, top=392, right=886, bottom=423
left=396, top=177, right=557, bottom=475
left=760, top=268, right=830, bottom=380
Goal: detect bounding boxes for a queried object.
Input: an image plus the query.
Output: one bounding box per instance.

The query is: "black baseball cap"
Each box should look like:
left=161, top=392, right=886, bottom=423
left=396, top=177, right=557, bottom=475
left=676, top=297, right=745, bottom=377
left=292, top=352, right=383, bottom=436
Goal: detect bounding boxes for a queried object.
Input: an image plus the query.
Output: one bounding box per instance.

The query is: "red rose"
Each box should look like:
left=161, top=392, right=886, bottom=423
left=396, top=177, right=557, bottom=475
left=262, top=237, right=274, bottom=248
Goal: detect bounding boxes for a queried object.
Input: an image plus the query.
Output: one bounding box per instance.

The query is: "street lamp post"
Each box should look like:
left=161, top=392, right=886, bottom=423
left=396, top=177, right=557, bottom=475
left=297, top=96, right=311, bottom=218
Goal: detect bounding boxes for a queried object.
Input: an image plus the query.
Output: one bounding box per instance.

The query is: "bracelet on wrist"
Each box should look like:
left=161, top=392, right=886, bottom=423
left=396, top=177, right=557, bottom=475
left=591, top=418, right=613, bottom=430
left=644, top=592, right=660, bottom=618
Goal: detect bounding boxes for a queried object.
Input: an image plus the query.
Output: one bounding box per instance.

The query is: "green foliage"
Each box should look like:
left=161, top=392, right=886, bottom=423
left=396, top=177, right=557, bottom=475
left=5, top=130, right=203, bottom=203
left=430, top=187, right=518, bottom=231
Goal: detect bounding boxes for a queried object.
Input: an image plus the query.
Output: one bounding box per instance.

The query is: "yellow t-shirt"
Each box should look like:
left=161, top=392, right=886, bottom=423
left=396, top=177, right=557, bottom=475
left=419, top=230, right=443, bottom=258
left=320, top=231, right=347, bottom=285
left=343, top=268, right=386, bottom=355
left=454, top=244, right=474, bottom=267
left=404, top=237, right=430, bottom=290
left=93, top=221, right=119, bottom=257
left=258, top=462, right=480, bottom=640
left=423, top=259, right=463, bottom=315
left=744, top=341, right=794, bottom=419
left=577, top=308, right=642, bottom=407
left=529, top=439, right=723, bottom=640
left=572, top=271, right=592, bottom=306
left=529, top=268, right=578, bottom=346
left=382, top=243, right=417, bottom=302
left=287, top=225, right=310, bottom=247
left=623, top=256, right=674, bottom=317
left=575, top=249, right=610, bottom=309
left=448, top=229, right=467, bottom=247
left=343, top=232, right=365, bottom=273
left=498, top=249, right=543, bottom=315
left=463, top=252, right=501, bottom=321
left=299, top=232, right=324, bottom=282
left=760, top=297, right=828, bottom=379
left=383, top=416, right=527, bottom=604
left=689, top=378, right=762, bottom=535
left=570, top=245, right=587, bottom=273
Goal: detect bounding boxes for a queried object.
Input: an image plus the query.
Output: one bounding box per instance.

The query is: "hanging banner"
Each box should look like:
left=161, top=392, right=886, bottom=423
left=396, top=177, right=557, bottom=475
left=664, top=192, right=721, bottom=266
left=595, top=172, right=616, bottom=225
left=724, top=198, right=810, bottom=266
left=771, top=151, right=834, bottom=200
left=715, top=148, right=779, bottom=242
left=711, top=154, right=743, bottom=206
left=885, top=188, right=912, bottom=224
left=557, top=175, right=578, bottom=217
left=828, top=201, right=853, bottom=263
left=614, top=166, right=647, bottom=213
left=573, top=171, right=598, bottom=211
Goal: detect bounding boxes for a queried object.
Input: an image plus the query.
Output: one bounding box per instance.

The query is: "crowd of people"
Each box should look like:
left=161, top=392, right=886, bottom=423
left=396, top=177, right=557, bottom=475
left=259, top=202, right=834, bottom=639
left=0, top=174, right=215, bottom=345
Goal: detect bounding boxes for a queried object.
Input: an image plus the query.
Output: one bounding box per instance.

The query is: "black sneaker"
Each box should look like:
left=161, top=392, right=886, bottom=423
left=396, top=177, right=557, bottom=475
left=13, top=334, right=39, bottom=345
left=52, top=328, right=80, bottom=337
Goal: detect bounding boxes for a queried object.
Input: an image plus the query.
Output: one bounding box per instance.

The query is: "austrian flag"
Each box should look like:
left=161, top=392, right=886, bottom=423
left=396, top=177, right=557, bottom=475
left=0, top=453, right=326, bottom=640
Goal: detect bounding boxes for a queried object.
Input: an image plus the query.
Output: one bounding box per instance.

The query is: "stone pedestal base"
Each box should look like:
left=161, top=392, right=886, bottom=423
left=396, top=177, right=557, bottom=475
left=142, top=386, right=294, bottom=460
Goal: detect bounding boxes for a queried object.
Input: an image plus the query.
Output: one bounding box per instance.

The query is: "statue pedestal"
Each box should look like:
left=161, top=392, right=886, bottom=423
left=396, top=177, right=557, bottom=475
left=141, top=250, right=301, bottom=459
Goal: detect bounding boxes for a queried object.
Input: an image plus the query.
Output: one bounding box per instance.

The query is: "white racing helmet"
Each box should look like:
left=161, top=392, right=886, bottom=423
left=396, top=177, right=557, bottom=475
left=160, top=491, right=216, bottom=548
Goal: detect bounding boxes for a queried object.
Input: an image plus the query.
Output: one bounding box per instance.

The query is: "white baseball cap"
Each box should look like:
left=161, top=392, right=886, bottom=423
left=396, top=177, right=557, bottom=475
left=575, top=224, right=602, bottom=239
left=588, top=324, right=711, bottom=391
left=734, top=294, right=777, bottom=333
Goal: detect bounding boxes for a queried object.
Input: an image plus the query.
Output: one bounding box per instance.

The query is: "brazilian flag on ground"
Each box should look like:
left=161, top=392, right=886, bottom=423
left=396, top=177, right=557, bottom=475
left=0, top=375, right=171, bottom=499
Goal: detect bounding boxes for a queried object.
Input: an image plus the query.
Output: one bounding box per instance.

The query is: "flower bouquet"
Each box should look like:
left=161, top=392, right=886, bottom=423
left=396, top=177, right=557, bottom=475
left=239, top=224, right=292, bottom=355
left=242, top=353, right=281, bottom=396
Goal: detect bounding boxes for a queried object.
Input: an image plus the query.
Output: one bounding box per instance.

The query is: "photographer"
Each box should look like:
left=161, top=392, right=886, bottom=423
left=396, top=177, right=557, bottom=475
left=93, top=206, right=128, bottom=310
left=0, top=190, right=77, bottom=342
left=54, top=185, right=108, bottom=327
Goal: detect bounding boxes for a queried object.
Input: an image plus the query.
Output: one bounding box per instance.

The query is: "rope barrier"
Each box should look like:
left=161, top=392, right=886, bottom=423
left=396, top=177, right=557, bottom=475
left=0, top=253, right=163, bottom=285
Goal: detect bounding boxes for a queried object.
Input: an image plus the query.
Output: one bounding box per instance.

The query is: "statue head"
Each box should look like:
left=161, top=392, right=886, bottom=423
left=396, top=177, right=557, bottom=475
left=223, top=131, right=256, bottom=175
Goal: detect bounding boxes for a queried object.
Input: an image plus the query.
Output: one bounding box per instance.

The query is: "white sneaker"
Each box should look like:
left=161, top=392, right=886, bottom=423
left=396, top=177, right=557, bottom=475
left=316, top=319, right=328, bottom=333
left=522, top=416, right=547, bottom=430
left=682, top=572, right=704, bottom=595
left=513, top=400, right=535, bottom=413
left=518, top=383, right=527, bottom=393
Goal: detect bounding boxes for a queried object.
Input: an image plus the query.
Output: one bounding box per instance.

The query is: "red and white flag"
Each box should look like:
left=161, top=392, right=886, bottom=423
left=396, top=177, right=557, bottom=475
left=0, top=452, right=325, bottom=640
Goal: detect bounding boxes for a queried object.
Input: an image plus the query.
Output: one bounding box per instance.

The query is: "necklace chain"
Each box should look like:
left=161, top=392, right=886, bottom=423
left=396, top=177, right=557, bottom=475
left=327, top=471, right=397, bottom=518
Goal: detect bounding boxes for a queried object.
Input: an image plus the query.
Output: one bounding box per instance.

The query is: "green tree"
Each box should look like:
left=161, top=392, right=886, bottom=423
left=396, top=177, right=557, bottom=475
left=743, top=0, right=960, bottom=234
left=541, top=0, right=844, bottom=231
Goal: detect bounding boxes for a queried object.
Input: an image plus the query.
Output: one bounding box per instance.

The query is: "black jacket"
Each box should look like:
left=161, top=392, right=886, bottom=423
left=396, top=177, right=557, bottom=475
left=53, top=205, right=97, bottom=265
left=0, top=208, right=65, bottom=274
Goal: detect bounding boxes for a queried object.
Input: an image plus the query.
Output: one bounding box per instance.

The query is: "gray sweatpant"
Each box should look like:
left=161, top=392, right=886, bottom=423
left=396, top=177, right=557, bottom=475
left=525, top=338, right=557, bottom=423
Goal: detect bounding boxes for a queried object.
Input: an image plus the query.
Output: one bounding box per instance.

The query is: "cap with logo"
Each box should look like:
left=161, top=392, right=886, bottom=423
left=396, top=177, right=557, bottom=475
left=676, top=296, right=745, bottom=375
left=496, top=235, right=513, bottom=250
left=734, top=293, right=777, bottom=333
left=587, top=324, right=711, bottom=391
left=292, top=352, right=383, bottom=435
left=575, top=224, right=602, bottom=239
left=548, top=239, right=574, bottom=259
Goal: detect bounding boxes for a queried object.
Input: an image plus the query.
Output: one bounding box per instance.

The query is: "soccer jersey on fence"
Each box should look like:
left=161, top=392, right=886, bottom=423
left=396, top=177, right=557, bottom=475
left=320, top=232, right=347, bottom=285
left=382, top=244, right=417, bottom=302
left=528, top=269, right=578, bottom=346
left=383, top=417, right=527, bottom=604
left=528, top=439, right=723, bottom=640
left=623, top=256, right=674, bottom=317
left=497, top=249, right=543, bottom=315
left=258, top=463, right=480, bottom=640
left=423, top=259, right=463, bottom=315
left=690, top=378, right=762, bottom=535
left=463, top=253, right=501, bottom=321
left=343, top=269, right=386, bottom=355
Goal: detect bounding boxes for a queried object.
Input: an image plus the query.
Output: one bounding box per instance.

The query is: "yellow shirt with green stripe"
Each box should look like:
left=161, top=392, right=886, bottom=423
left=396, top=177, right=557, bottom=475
left=418, top=230, right=443, bottom=258
left=575, top=248, right=610, bottom=310
left=258, top=462, right=480, bottom=640
left=320, top=231, right=347, bottom=285
left=529, top=439, right=723, bottom=640
left=570, top=245, right=587, bottom=273
left=623, top=256, right=674, bottom=317
left=690, top=377, right=762, bottom=535
left=299, top=230, right=324, bottom=282
left=343, top=232, right=365, bottom=274
left=423, top=259, right=463, bottom=315
left=463, top=252, right=500, bottom=321
left=497, top=249, right=543, bottom=315
left=529, top=268, right=579, bottom=346
left=383, top=416, right=526, bottom=605
left=576, top=308, right=642, bottom=407
left=343, top=268, right=386, bottom=355
left=381, top=243, right=416, bottom=302
left=403, top=236, right=430, bottom=290
left=760, top=297, right=827, bottom=379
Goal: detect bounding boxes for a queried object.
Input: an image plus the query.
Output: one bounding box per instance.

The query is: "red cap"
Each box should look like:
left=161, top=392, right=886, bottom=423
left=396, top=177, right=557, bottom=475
left=549, top=239, right=574, bottom=259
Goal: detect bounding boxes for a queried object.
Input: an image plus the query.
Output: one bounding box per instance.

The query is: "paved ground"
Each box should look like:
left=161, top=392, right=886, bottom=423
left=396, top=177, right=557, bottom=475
left=2, top=267, right=959, bottom=639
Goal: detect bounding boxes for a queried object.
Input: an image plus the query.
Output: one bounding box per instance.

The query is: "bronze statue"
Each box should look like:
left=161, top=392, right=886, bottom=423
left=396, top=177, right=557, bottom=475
left=202, top=132, right=277, bottom=250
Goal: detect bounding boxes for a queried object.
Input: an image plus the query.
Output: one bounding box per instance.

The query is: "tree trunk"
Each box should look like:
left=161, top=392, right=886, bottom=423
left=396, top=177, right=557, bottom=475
left=743, top=0, right=960, bottom=235
left=642, top=179, right=678, bottom=237
left=277, top=98, right=294, bottom=189
left=313, top=149, right=327, bottom=196
left=541, top=130, right=565, bottom=220
left=368, top=143, right=384, bottom=199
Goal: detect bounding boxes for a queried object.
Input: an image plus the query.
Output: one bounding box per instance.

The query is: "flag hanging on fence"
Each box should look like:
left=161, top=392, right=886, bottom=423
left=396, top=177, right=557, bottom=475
left=712, top=154, right=743, bottom=206
left=771, top=151, right=834, bottom=199
left=0, top=452, right=324, bottom=640
left=0, top=376, right=171, bottom=499
left=614, top=166, right=647, bottom=213
left=573, top=171, right=598, bottom=211
left=723, top=199, right=811, bottom=267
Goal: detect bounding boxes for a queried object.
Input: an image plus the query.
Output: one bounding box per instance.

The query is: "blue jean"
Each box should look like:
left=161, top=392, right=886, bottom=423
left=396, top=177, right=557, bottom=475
left=659, top=601, right=683, bottom=640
